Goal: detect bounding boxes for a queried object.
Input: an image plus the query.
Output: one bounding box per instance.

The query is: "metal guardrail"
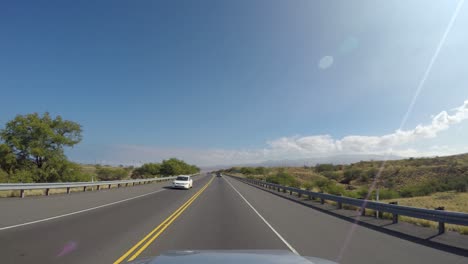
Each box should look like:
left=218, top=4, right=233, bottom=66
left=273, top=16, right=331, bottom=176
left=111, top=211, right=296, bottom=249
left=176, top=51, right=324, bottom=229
left=228, top=175, right=468, bottom=234
left=0, top=174, right=199, bottom=198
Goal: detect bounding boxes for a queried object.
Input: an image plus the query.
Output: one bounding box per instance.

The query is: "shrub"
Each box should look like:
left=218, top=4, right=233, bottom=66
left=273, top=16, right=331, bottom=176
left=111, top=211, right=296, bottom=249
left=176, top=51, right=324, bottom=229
left=326, top=183, right=346, bottom=195
left=254, top=167, right=267, bottom=175
left=321, top=171, right=341, bottom=181
left=266, top=172, right=300, bottom=187
left=96, top=167, right=128, bottom=181
left=314, top=178, right=332, bottom=192
left=240, top=167, right=256, bottom=175
left=0, top=168, right=8, bottom=182
left=377, top=189, right=400, bottom=200
left=303, top=182, right=314, bottom=190
left=315, top=164, right=335, bottom=173
left=8, top=170, right=35, bottom=183
left=356, top=186, right=370, bottom=199
left=132, top=163, right=161, bottom=179
left=359, top=174, right=369, bottom=183
left=342, top=168, right=363, bottom=184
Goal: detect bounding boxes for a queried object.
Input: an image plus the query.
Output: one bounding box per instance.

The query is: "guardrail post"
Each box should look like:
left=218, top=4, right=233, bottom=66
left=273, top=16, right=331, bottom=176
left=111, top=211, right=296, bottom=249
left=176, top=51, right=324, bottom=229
left=390, top=201, right=398, bottom=223
left=117, top=184, right=121, bottom=188
left=283, top=188, right=286, bottom=193
left=133, top=182, right=135, bottom=186
left=83, top=186, right=86, bottom=192
left=108, top=184, right=111, bottom=189
left=337, top=194, right=342, bottom=209
left=320, top=191, right=324, bottom=204
left=20, top=189, right=25, bottom=198
left=97, top=185, right=100, bottom=191
left=45, top=188, right=50, bottom=196
left=289, top=190, right=292, bottom=195
left=435, top=206, right=445, bottom=234
left=67, top=187, right=71, bottom=194
left=298, top=191, right=302, bottom=198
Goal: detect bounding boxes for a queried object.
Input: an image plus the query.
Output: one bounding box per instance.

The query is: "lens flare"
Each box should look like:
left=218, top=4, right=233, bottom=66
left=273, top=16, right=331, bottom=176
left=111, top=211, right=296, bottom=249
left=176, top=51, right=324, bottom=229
left=57, top=241, right=78, bottom=257
left=318, top=56, right=334, bottom=69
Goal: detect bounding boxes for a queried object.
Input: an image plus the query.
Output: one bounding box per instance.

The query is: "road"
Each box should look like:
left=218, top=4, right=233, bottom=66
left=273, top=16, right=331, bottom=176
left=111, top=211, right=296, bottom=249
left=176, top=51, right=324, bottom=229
left=0, top=175, right=466, bottom=264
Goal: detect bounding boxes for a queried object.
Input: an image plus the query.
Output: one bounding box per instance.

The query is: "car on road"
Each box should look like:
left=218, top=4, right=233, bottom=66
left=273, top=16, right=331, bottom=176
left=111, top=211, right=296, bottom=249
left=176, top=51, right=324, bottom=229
left=216, top=172, right=221, bottom=177
left=172, top=175, right=193, bottom=189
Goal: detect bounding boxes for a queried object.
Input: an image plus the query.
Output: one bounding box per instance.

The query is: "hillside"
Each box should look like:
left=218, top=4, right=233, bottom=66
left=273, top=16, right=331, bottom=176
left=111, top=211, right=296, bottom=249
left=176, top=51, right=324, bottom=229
left=221, top=153, right=468, bottom=200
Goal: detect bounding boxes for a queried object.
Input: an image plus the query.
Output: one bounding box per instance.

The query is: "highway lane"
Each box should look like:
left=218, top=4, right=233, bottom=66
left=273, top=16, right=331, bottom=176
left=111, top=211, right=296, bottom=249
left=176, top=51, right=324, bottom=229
left=134, top=175, right=288, bottom=259
left=119, top=175, right=466, bottom=264
left=0, top=175, right=212, bottom=264
left=224, top=176, right=467, bottom=264
left=0, top=176, right=202, bottom=229
left=1, top=174, right=466, bottom=264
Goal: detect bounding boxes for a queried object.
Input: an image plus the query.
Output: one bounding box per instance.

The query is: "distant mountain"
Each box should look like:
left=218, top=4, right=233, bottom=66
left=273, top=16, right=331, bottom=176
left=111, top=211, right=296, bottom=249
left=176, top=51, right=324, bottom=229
left=255, top=154, right=402, bottom=167
left=200, top=154, right=402, bottom=171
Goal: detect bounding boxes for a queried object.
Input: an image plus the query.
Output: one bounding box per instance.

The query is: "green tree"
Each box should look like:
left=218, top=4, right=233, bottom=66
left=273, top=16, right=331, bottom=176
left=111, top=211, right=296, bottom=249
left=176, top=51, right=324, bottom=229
left=0, top=144, right=16, bottom=173
left=132, top=163, right=162, bottom=179
left=1, top=113, right=82, bottom=171
left=0, top=113, right=82, bottom=182
left=159, top=158, right=199, bottom=176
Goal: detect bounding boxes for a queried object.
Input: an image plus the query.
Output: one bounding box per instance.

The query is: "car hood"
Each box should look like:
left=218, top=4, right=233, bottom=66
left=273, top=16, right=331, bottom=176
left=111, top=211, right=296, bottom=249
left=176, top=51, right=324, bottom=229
left=127, top=250, right=337, bottom=264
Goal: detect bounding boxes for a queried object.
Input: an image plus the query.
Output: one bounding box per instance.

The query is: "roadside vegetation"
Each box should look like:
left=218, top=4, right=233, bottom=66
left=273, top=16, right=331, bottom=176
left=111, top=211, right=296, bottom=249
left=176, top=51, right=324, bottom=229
left=131, top=158, right=199, bottom=179
left=220, top=155, right=468, bottom=234
left=222, top=154, right=468, bottom=202
left=0, top=113, right=199, bottom=184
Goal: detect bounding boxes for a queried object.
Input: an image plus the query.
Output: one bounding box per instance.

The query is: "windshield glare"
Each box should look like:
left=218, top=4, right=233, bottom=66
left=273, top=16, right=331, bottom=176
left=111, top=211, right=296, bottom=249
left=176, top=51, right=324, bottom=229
left=176, top=177, right=189, bottom=181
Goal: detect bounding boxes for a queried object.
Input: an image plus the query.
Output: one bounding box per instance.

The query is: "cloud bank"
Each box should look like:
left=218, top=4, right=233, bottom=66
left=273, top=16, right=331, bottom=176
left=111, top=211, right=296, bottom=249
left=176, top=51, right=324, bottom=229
left=72, top=100, right=468, bottom=167
left=267, top=100, right=468, bottom=157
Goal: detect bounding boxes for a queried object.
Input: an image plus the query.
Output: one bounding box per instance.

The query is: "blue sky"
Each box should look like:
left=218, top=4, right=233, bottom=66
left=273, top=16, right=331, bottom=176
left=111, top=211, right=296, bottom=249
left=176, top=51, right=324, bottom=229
left=1, top=0, right=468, bottom=166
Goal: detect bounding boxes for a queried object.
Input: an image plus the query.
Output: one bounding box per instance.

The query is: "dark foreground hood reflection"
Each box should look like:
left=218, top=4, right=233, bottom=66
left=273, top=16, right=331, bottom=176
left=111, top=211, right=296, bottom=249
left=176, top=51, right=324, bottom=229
left=128, top=250, right=337, bottom=264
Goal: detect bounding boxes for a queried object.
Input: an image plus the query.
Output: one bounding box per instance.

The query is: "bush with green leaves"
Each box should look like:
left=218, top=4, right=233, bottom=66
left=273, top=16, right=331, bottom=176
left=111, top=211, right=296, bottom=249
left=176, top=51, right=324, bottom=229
left=132, top=163, right=162, bottom=179
left=7, top=170, right=35, bottom=183
left=240, top=167, right=256, bottom=175
left=315, top=163, right=336, bottom=173
left=342, top=167, right=364, bottom=184
left=321, top=171, right=341, bottom=181
left=376, top=189, right=400, bottom=199
left=303, top=182, right=314, bottom=190
left=0, top=168, right=8, bottom=182
left=266, top=172, right=300, bottom=188
left=96, top=167, right=129, bottom=181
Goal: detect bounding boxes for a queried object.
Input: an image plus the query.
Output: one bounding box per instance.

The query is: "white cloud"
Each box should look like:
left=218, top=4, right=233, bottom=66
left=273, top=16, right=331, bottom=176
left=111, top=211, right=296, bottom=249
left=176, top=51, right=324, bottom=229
left=70, top=100, right=468, bottom=167
left=266, top=100, right=468, bottom=156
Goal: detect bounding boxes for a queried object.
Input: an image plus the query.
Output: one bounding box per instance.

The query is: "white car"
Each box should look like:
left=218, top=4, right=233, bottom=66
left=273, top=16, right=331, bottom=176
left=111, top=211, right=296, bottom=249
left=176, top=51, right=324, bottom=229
left=172, top=175, right=193, bottom=189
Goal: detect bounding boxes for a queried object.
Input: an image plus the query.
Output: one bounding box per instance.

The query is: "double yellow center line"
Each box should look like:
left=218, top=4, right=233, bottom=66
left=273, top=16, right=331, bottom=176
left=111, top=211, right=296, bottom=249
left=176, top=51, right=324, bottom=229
left=114, top=176, right=214, bottom=263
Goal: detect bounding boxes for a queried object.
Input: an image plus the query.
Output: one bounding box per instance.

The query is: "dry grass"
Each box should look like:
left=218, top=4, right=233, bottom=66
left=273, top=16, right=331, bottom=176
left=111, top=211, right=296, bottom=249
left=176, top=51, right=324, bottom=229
left=80, top=164, right=98, bottom=177
left=383, top=192, right=468, bottom=235
left=293, top=189, right=468, bottom=235
left=0, top=184, right=126, bottom=198
left=384, top=192, right=468, bottom=213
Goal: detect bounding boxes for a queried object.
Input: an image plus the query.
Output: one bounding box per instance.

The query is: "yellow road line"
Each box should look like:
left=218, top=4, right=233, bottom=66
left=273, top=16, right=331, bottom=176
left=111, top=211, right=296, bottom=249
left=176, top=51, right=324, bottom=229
left=128, top=179, right=212, bottom=261
left=113, top=177, right=214, bottom=264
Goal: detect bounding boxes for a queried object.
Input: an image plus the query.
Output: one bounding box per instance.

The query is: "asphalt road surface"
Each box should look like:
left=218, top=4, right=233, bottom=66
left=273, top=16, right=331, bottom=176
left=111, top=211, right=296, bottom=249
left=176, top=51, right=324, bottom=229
left=0, top=175, right=466, bottom=264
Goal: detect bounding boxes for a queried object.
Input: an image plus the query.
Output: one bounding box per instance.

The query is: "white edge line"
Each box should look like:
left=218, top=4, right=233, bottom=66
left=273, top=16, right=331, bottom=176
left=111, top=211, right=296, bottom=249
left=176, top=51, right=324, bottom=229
left=0, top=189, right=166, bottom=231
left=224, top=176, right=299, bottom=255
